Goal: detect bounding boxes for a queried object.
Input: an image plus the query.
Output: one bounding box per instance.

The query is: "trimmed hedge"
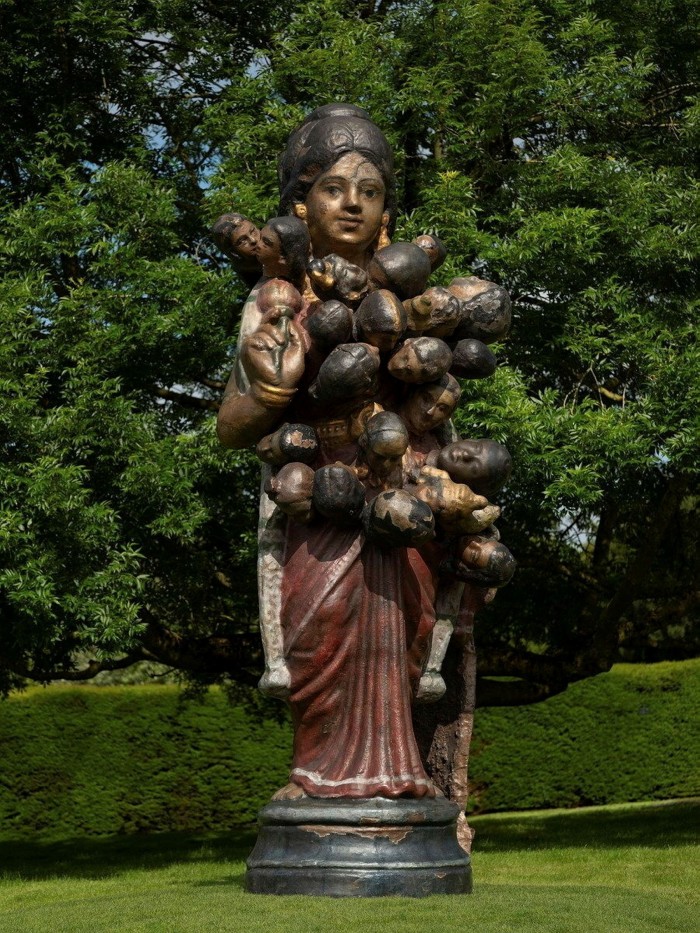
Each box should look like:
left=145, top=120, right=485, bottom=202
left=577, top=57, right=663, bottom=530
left=0, top=687, right=291, bottom=838
left=0, top=661, right=698, bottom=837
left=468, top=660, right=700, bottom=811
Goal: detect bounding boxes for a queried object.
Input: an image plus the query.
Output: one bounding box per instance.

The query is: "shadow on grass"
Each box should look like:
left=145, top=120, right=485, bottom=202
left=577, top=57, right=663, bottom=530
left=0, top=829, right=256, bottom=882
left=471, top=798, right=700, bottom=852
left=1, top=800, right=697, bottom=882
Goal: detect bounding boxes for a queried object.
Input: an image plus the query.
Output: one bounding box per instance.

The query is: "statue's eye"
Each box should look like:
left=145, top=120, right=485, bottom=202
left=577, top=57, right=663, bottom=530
left=325, top=185, right=342, bottom=196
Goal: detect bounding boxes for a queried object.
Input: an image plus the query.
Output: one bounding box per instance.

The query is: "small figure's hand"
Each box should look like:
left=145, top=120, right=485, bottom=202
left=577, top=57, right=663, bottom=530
left=258, top=661, right=291, bottom=699
left=241, top=308, right=306, bottom=402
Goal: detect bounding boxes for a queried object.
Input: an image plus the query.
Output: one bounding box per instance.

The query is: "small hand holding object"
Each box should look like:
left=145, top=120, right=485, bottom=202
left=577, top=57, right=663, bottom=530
left=241, top=281, right=306, bottom=408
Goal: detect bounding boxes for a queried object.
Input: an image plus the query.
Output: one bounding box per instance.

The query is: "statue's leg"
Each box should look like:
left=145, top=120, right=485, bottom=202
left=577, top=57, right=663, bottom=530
left=256, top=470, right=291, bottom=699
left=415, top=580, right=464, bottom=703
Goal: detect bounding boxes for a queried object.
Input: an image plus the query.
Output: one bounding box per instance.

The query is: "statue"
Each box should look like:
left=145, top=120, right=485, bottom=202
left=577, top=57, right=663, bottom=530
left=215, top=104, right=514, bottom=897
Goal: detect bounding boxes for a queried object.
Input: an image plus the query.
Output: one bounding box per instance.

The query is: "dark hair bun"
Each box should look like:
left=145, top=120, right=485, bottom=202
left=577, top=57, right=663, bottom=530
left=368, top=243, right=432, bottom=300
left=306, top=300, right=355, bottom=347
left=450, top=338, right=497, bottom=379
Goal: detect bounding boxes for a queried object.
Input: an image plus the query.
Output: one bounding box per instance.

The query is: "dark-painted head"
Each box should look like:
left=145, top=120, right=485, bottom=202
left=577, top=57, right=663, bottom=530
left=212, top=212, right=260, bottom=260
left=256, top=216, right=310, bottom=285
left=388, top=337, right=452, bottom=384
left=278, top=105, right=396, bottom=267
left=358, top=410, right=409, bottom=480
left=436, top=439, right=512, bottom=498
left=264, top=462, right=315, bottom=523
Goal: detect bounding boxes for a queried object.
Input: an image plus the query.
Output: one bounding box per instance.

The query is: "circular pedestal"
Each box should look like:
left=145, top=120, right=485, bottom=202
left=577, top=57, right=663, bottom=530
left=245, top=796, right=472, bottom=897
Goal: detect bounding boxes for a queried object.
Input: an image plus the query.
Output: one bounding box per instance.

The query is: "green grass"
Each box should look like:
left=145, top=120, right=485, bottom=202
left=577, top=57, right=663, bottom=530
left=0, top=799, right=697, bottom=933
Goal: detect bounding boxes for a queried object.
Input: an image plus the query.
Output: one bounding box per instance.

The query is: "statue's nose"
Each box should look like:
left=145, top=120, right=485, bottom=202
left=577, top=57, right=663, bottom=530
left=343, top=186, right=362, bottom=212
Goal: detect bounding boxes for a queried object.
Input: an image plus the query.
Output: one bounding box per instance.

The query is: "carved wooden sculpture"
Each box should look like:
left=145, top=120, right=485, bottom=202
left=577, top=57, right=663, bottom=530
left=214, top=103, right=516, bottom=897
left=256, top=423, right=320, bottom=467
left=413, top=233, right=447, bottom=272
left=307, top=253, right=368, bottom=305
left=388, top=336, right=453, bottom=384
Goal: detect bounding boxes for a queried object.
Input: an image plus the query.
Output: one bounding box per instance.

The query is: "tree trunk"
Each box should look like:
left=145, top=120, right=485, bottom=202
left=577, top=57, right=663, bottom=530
left=413, top=586, right=491, bottom=853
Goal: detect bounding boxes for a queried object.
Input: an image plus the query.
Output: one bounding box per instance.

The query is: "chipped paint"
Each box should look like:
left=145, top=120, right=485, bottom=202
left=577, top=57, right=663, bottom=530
left=299, top=824, right=413, bottom=844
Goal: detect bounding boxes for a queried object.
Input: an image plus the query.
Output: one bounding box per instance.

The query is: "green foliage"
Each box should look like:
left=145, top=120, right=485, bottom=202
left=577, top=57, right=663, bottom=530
left=0, top=0, right=698, bottom=693
left=0, top=662, right=696, bottom=838
left=469, top=659, right=700, bottom=811
left=0, top=685, right=291, bottom=837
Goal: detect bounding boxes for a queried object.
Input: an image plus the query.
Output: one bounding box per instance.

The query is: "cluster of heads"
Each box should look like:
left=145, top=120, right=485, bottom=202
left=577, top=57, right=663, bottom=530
left=219, top=104, right=516, bottom=585
left=259, top=411, right=512, bottom=567
left=213, top=104, right=510, bottom=400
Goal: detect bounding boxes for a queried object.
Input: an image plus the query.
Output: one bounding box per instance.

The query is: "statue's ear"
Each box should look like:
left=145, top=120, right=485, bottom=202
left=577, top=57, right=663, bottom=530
left=293, top=203, right=308, bottom=219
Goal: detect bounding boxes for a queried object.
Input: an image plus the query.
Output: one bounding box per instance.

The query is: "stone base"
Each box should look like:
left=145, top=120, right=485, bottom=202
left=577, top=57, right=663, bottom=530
left=245, top=796, right=472, bottom=897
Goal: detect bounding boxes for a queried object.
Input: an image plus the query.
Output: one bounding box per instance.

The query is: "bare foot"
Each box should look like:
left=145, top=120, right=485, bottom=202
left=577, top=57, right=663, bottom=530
left=271, top=782, right=307, bottom=801
left=415, top=670, right=447, bottom=703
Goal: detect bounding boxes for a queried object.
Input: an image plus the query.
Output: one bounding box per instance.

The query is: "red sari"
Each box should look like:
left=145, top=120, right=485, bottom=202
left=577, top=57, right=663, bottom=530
left=281, top=468, right=439, bottom=799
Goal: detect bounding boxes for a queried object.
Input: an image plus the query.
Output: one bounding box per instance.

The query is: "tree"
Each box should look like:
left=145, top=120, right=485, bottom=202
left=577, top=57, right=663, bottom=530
left=1, top=0, right=698, bottom=705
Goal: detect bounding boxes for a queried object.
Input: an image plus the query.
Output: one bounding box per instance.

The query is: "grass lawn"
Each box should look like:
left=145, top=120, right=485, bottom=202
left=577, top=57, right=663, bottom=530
left=0, top=799, right=697, bottom=933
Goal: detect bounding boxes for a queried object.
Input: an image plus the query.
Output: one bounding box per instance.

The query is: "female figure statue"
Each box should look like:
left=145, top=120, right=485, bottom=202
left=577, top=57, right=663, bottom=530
left=216, top=105, right=513, bottom=806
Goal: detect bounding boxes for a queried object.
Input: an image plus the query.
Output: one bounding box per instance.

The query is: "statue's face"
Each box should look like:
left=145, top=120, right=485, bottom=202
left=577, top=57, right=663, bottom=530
left=304, top=152, right=386, bottom=261
left=417, top=474, right=472, bottom=519
left=388, top=343, right=420, bottom=382
left=437, top=439, right=512, bottom=494
left=437, top=440, right=486, bottom=485
left=364, top=434, right=407, bottom=479
left=401, top=384, right=457, bottom=435
left=256, top=225, right=288, bottom=278
left=460, top=536, right=493, bottom=569
left=231, top=219, right=260, bottom=259
left=256, top=430, right=284, bottom=464
left=264, top=464, right=314, bottom=523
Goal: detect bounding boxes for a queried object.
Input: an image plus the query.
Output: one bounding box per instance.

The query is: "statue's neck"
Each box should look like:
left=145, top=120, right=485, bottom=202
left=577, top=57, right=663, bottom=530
left=312, top=238, right=372, bottom=270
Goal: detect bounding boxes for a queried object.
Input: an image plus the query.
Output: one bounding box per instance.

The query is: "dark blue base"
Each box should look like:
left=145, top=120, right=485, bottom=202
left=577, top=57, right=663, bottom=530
left=245, top=796, right=472, bottom=897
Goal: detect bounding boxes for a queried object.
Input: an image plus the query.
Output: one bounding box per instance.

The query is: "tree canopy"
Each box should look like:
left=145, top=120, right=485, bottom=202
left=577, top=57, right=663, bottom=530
left=1, top=0, right=698, bottom=704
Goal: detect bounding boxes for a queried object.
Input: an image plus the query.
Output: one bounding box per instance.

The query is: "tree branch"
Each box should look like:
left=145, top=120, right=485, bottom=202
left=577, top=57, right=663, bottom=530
left=6, top=651, right=146, bottom=683
left=196, top=376, right=227, bottom=391
left=141, top=618, right=260, bottom=687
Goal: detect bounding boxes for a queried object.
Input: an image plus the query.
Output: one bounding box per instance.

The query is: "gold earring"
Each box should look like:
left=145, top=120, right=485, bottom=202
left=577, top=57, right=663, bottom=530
left=294, top=203, right=307, bottom=219
left=375, top=214, right=391, bottom=251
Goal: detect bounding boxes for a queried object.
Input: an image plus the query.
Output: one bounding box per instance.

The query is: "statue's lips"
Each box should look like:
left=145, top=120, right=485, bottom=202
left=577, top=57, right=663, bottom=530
left=336, top=217, right=363, bottom=229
